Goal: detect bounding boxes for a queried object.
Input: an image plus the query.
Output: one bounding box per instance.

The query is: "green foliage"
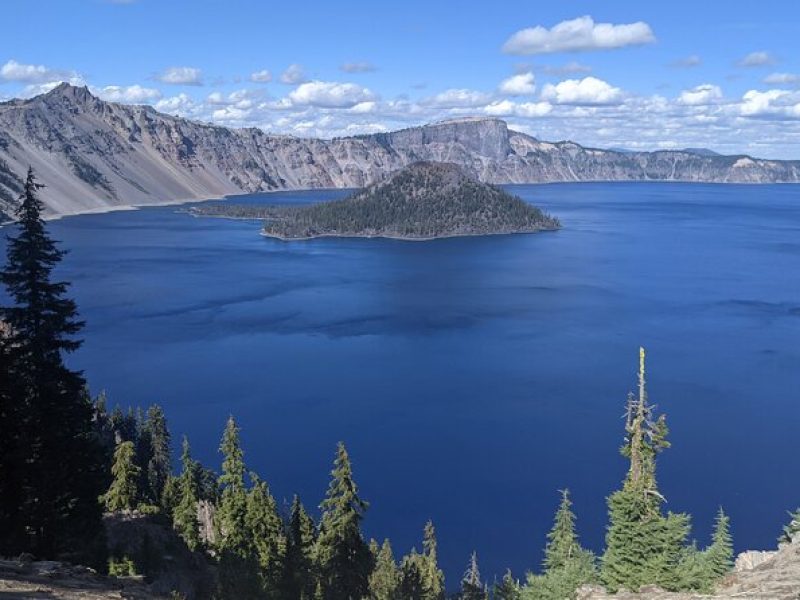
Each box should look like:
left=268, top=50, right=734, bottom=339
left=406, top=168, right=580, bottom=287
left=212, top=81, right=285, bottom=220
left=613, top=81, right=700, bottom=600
left=398, top=522, right=445, bottom=600
left=316, top=442, right=373, bottom=600
left=369, top=539, right=400, bottom=600
left=283, top=495, right=317, bottom=599
left=108, top=555, right=138, bottom=577
left=706, top=508, right=733, bottom=579
left=460, top=552, right=487, bottom=600
left=493, top=570, right=521, bottom=600
left=102, top=441, right=141, bottom=512
left=246, top=473, right=286, bottom=596
left=145, top=405, right=171, bottom=507
left=779, top=508, right=800, bottom=545
left=543, top=490, right=593, bottom=573
left=0, top=167, right=105, bottom=563
left=173, top=437, right=201, bottom=551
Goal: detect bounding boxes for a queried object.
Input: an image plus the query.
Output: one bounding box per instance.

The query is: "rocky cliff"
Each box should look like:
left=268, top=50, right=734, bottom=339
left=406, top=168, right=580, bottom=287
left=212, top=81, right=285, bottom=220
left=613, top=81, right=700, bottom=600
left=1, top=84, right=799, bottom=218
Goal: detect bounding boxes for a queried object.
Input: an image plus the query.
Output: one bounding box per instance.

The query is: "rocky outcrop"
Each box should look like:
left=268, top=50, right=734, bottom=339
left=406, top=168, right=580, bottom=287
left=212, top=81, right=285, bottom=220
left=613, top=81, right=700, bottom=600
left=1, top=84, right=799, bottom=218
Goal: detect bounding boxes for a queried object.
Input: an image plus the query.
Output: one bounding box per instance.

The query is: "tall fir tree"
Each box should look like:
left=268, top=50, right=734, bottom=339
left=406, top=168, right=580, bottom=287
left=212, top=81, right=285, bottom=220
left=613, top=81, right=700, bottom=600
left=316, top=442, right=374, bottom=600
left=102, top=440, right=141, bottom=512
left=705, top=508, right=733, bottom=578
left=145, top=405, right=171, bottom=507
left=173, top=436, right=201, bottom=551
left=460, top=552, right=487, bottom=600
left=215, top=416, right=260, bottom=599
left=369, top=538, right=400, bottom=600
left=0, top=168, right=105, bottom=562
left=601, top=347, right=690, bottom=592
left=779, top=508, right=800, bottom=545
left=493, top=570, right=521, bottom=600
left=543, top=489, right=592, bottom=572
left=246, top=473, right=286, bottom=597
left=283, top=495, right=317, bottom=599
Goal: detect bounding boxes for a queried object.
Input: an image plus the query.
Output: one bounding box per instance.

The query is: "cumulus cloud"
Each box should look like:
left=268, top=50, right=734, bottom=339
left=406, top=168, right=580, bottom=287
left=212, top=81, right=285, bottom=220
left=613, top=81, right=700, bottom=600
left=250, top=69, right=272, bottom=83
left=280, top=64, right=307, bottom=85
left=483, top=99, right=552, bottom=118
left=502, top=15, right=655, bottom=55
left=156, top=66, right=203, bottom=85
left=421, top=88, right=493, bottom=108
left=677, top=84, right=723, bottom=106
left=96, top=84, right=162, bottom=103
left=499, top=72, right=536, bottom=96
left=155, top=93, right=197, bottom=115
left=541, top=76, right=623, bottom=105
left=738, top=51, right=775, bottom=68
left=670, top=55, right=701, bottom=68
left=340, top=62, right=377, bottom=73
left=288, top=80, right=376, bottom=108
left=739, top=89, right=800, bottom=118
left=764, top=72, right=800, bottom=87
left=0, top=59, right=78, bottom=83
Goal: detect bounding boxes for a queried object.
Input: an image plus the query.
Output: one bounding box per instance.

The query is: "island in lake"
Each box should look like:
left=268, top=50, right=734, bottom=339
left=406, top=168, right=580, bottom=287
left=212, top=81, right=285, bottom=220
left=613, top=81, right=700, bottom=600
left=192, top=161, right=560, bottom=240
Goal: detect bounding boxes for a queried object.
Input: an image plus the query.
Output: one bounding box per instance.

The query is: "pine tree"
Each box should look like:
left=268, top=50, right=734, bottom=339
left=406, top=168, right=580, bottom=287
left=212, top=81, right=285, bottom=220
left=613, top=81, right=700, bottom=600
left=316, top=442, right=373, bottom=600
left=705, top=508, right=733, bottom=578
left=215, top=416, right=260, bottom=599
left=246, top=473, right=286, bottom=597
left=145, top=405, right=171, bottom=507
left=102, top=440, right=141, bottom=511
left=460, top=552, right=487, bottom=600
left=493, top=570, right=521, bottom=600
left=543, top=489, right=587, bottom=572
left=173, top=436, right=201, bottom=551
left=397, top=521, right=445, bottom=600
left=779, top=508, right=800, bottom=545
left=0, top=168, right=105, bottom=562
left=369, top=538, right=400, bottom=600
left=283, top=495, right=317, bottom=599
left=601, top=348, right=690, bottom=592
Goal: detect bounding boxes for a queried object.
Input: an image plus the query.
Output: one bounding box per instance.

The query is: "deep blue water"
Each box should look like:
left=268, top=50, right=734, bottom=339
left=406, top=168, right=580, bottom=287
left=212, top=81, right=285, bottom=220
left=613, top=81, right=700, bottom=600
left=2, top=182, right=799, bottom=586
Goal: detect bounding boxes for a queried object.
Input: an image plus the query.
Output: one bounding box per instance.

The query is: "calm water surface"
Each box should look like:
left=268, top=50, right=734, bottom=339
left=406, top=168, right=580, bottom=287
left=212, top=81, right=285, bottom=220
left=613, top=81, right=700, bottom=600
left=3, top=182, right=799, bottom=584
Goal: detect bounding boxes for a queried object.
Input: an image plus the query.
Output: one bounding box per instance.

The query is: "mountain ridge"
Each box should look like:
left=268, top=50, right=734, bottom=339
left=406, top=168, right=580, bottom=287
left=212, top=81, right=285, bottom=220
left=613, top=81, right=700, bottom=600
left=1, top=83, right=798, bottom=218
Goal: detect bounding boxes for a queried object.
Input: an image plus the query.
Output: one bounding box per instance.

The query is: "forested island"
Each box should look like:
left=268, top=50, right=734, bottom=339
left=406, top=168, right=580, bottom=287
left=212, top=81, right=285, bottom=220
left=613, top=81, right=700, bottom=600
left=191, top=162, right=560, bottom=240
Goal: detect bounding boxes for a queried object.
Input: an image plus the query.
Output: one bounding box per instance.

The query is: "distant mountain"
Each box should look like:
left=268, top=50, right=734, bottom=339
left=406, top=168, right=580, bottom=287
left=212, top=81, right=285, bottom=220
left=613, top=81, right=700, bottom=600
left=195, top=161, right=560, bottom=239
left=1, top=84, right=799, bottom=218
left=681, top=147, right=721, bottom=157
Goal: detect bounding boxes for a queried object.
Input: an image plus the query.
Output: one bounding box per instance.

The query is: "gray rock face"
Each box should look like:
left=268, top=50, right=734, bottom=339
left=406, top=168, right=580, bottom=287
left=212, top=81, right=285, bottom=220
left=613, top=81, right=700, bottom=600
left=1, top=84, right=799, bottom=217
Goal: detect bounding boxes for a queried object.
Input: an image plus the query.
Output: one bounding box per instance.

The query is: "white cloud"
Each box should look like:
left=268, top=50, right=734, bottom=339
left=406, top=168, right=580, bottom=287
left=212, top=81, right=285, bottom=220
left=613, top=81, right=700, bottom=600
left=95, top=85, right=162, bottom=103
left=738, top=51, right=775, bottom=68
left=764, top=72, right=800, bottom=87
left=0, top=59, right=77, bottom=83
left=349, top=101, right=377, bottom=113
left=670, top=55, right=702, bottom=68
left=499, top=72, right=536, bottom=96
left=288, top=80, right=376, bottom=108
left=421, top=88, right=492, bottom=108
left=739, top=89, right=800, bottom=118
left=484, top=99, right=552, bottom=118
left=155, top=93, right=197, bottom=115
left=541, top=76, right=623, bottom=105
left=280, top=64, right=307, bottom=85
left=156, top=66, right=203, bottom=85
left=502, top=15, right=655, bottom=55
left=250, top=69, right=272, bottom=83
left=340, top=62, right=377, bottom=73
left=677, top=84, right=723, bottom=106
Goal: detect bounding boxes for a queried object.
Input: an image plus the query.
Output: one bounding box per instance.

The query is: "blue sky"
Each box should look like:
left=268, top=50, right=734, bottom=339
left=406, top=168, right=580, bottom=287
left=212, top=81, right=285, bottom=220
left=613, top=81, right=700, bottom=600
left=2, top=0, right=800, bottom=157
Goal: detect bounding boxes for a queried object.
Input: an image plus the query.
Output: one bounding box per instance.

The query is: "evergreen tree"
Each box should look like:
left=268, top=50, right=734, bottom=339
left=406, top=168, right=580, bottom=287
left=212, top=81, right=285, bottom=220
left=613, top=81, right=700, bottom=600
left=316, top=442, right=373, bottom=600
left=0, top=168, right=105, bottom=562
left=398, top=552, right=427, bottom=600
left=460, top=552, right=487, bottom=600
left=369, top=538, right=400, bottom=600
left=779, top=508, right=800, bottom=545
left=494, top=570, right=521, bottom=600
left=102, top=440, right=141, bottom=511
left=215, top=416, right=260, bottom=599
left=145, top=405, right=171, bottom=507
left=247, top=473, right=286, bottom=597
left=173, top=436, right=201, bottom=551
left=601, top=348, right=690, bottom=592
left=705, top=508, right=733, bottom=578
left=283, top=495, right=317, bottom=599
left=543, top=489, right=587, bottom=572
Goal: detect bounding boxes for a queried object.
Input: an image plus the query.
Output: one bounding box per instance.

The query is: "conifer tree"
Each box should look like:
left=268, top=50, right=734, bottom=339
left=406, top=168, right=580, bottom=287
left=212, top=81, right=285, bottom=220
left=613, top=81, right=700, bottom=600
left=173, top=436, right=201, bottom=551
left=316, top=442, right=373, bottom=600
left=398, top=552, right=427, bottom=600
left=102, top=440, right=141, bottom=511
left=705, top=508, right=733, bottom=578
left=779, top=508, right=800, bottom=545
left=283, top=495, right=317, bottom=599
left=601, top=348, right=690, bottom=592
left=543, top=489, right=590, bottom=572
left=246, top=473, right=286, bottom=596
left=369, top=538, right=400, bottom=600
left=493, top=570, right=521, bottom=600
left=145, top=405, right=171, bottom=507
left=0, top=168, right=105, bottom=561
left=460, top=552, right=487, bottom=600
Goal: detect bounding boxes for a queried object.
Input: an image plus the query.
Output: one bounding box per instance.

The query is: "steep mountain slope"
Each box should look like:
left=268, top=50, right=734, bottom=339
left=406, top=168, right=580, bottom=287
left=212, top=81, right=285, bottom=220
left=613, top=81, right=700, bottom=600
left=1, top=84, right=798, bottom=217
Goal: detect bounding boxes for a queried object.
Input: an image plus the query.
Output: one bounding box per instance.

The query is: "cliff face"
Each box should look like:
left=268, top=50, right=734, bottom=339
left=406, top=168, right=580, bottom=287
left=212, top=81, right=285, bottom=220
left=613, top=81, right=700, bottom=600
left=1, top=84, right=799, bottom=217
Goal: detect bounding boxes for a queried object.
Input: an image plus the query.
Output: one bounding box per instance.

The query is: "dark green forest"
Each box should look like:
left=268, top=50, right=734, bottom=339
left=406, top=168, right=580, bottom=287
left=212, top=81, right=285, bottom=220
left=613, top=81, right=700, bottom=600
left=1, top=169, right=794, bottom=599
